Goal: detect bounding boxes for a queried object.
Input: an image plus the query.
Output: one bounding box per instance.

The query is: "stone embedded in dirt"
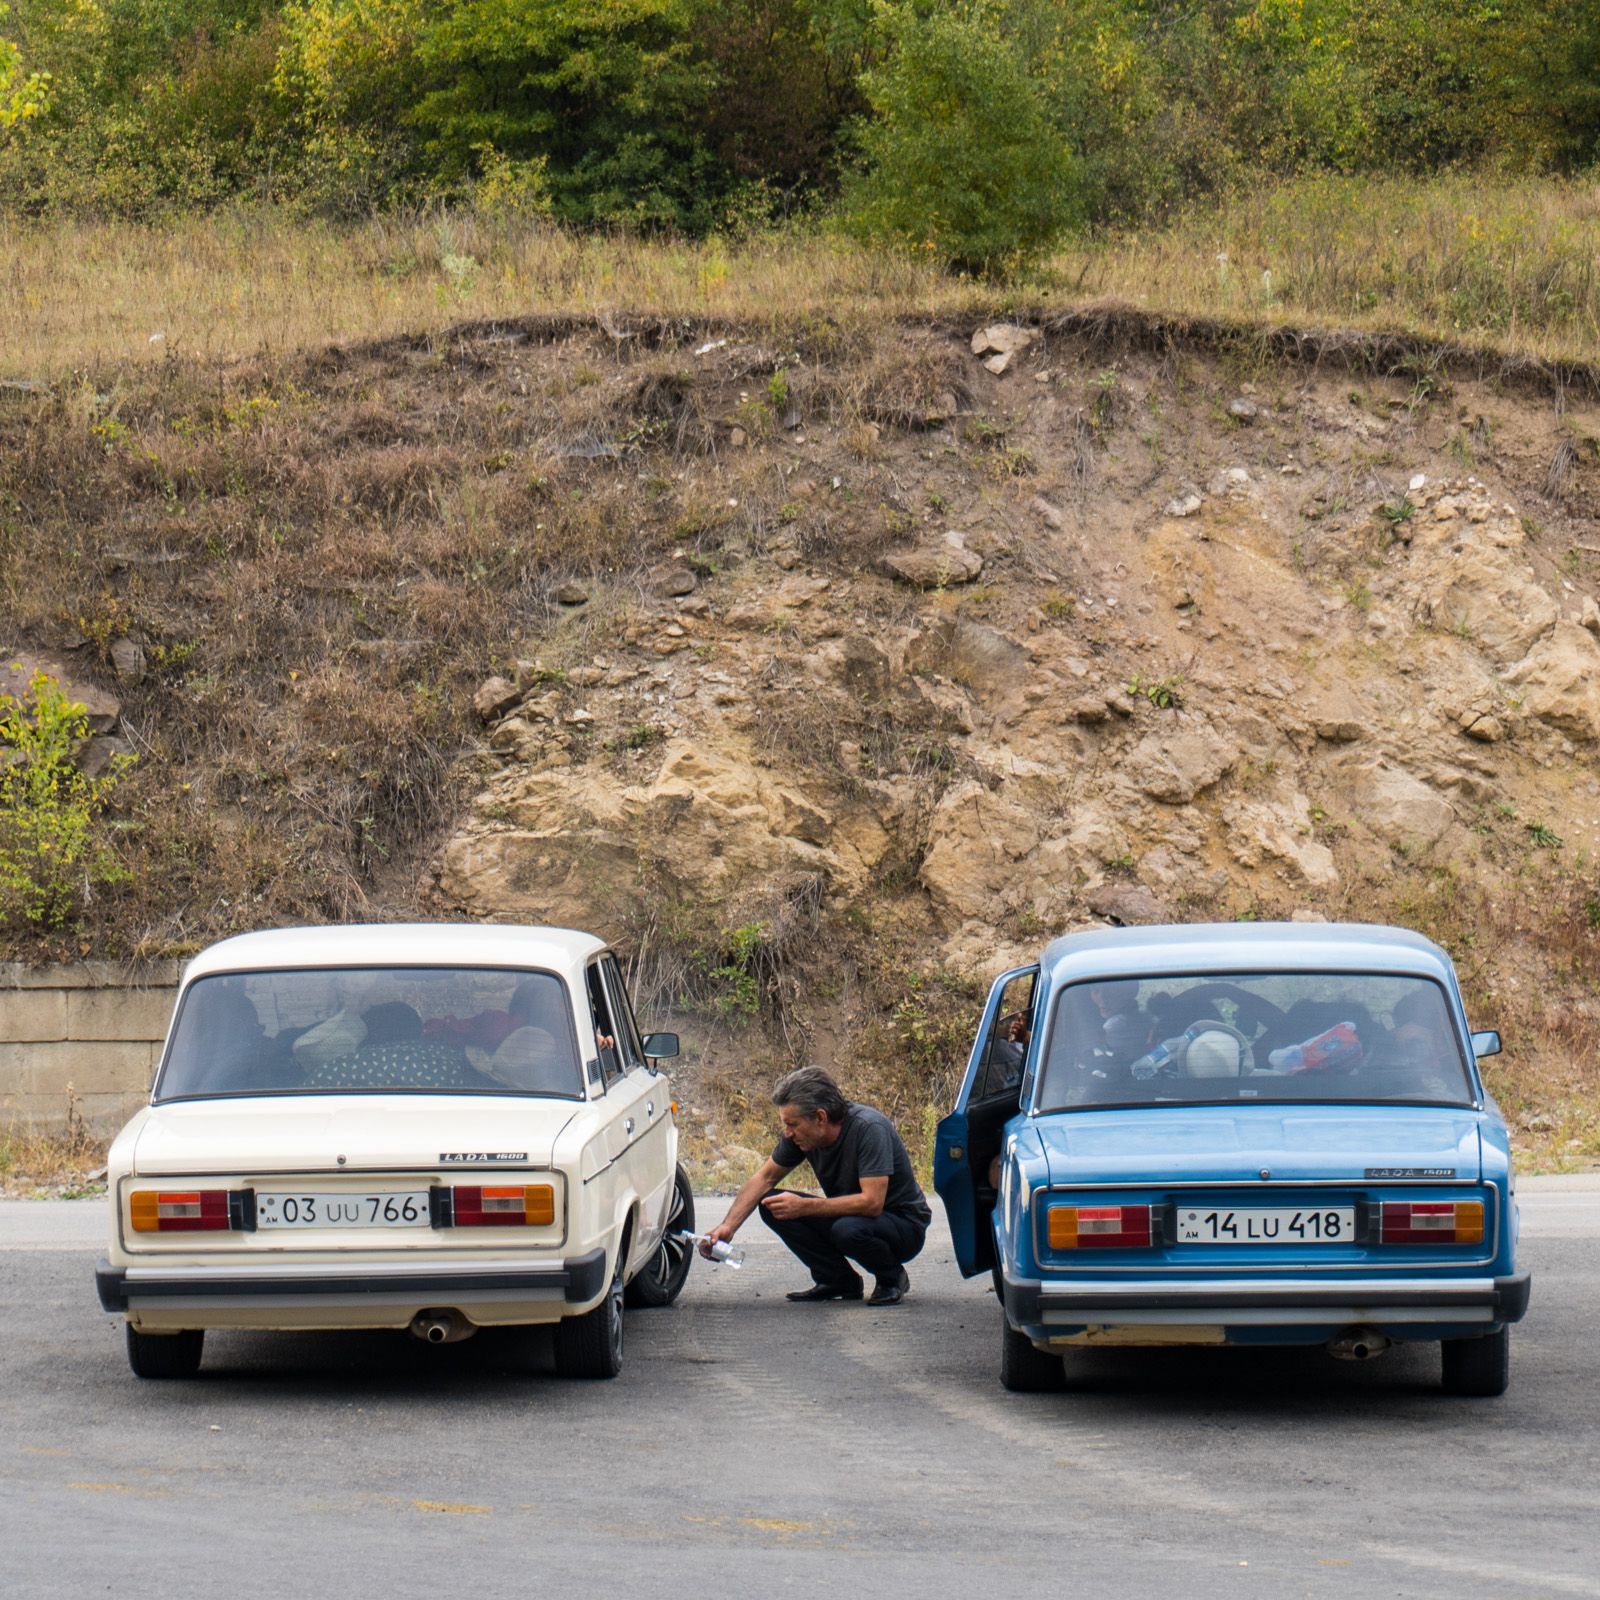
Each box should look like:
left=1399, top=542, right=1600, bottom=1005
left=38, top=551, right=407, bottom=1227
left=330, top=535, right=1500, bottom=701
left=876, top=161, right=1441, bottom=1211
left=1164, top=493, right=1204, bottom=518
left=1086, top=883, right=1171, bottom=925
left=109, top=636, right=146, bottom=687
left=1127, top=723, right=1237, bottom=804
left=1207, top=466, right=1253, bottom=496
left=472, top=676, right=522, bottom=722
left=1581, top=596, right=1600, bottom=635
left=1031, top=496, right=1064, bottom=530
left=833, top=634, right=891, bottom=699
left=0, top=652, right=120, bottom=732
left=77, top=734, right=134, bottom=781
left=984, top=351, right=1016, bottom=376
left=1228, top=397, right=1261, bottom=422
left=970, top=323, right=1036, bottom=359
left=651, top=564, right=699, bottom=598
left=1460, top=710, right=1504, bottom=743
left=730, top=427, right=749, bottom=448
left=1507, top=624, right=1600, bottom=741
left=1339, top=759, right=1455, bottom=847
left=1070, top=696, right=1110, bottom=724
left=554, top=581, right=589, bottom=606
left=879, top=532, right=983, bottom=589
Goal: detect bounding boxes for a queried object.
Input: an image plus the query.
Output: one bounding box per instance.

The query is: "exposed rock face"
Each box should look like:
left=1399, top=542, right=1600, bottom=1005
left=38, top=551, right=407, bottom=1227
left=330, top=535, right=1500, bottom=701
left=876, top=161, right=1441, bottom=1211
left=435, top=742, right=879, bottom=929
left=1508, top=625, right=1600, bottom=740
left=427, top=340, right=1600, bottom=980
left=1412, top=544, right=1557, bottom=663
left=1338, top=759, right=1456, bottom=849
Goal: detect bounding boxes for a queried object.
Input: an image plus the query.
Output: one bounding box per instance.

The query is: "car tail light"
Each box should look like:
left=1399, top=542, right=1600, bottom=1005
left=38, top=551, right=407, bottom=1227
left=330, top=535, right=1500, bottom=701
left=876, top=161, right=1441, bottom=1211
left=1381, top=1200, right=1484, bottom=1245
left=1048, top=1204, right=1154, bottom=1249
left=452, top=1184, right=555, bottom=1227
left=129, top=1189, right=231, bottom=1233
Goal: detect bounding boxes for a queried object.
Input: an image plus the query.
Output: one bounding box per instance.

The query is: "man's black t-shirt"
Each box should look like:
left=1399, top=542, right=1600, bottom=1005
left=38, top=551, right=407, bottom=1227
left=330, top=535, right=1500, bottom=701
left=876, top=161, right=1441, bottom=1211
left=771, top=1102, right=932, bottom=1228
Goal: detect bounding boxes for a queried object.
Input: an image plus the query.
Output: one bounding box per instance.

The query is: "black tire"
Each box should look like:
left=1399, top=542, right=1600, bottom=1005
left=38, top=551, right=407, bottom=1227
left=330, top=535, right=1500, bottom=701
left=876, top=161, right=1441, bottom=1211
left=1000, top=1311, right=1065, bottom=1393
left=1441, top=1327, right=1510, bottom=1396
left=625, top=1165, right=695, bottom=1309
left=126, top=1326, right=204, bottom=1379
left=553, top=1260, right=625, bottom=1379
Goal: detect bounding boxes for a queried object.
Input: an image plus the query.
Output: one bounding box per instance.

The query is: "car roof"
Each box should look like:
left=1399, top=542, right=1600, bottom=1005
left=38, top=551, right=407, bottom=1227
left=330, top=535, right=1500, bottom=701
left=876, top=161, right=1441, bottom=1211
left=180, top=923, right=608, bottom=985
left=1039, top=921, right=1458, bottom=987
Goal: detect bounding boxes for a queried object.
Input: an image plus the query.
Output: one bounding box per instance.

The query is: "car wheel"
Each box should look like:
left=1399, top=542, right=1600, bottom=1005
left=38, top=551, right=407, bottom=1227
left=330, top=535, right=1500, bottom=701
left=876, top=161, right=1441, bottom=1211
left=126, top=1326, right=204, bottom=1379
left=625, top=1165, right=695, bottom=1309
left=1441, top=1327, right=1510, bottom=1396
left=999, top=1311, right=1065, bottom=1393
left=553, top=1260, right=625, bottom=1379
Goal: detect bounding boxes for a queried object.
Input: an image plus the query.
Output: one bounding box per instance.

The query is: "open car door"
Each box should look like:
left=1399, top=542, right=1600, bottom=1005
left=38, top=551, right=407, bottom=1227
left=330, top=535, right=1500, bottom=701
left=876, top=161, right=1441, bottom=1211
left=933, top=964, right=1039, bottom=1278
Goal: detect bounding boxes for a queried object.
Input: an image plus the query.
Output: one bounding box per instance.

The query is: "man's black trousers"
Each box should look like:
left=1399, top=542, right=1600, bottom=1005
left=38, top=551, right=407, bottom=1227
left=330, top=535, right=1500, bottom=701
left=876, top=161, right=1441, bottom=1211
left=759, top=1197, right=926, bottom=1285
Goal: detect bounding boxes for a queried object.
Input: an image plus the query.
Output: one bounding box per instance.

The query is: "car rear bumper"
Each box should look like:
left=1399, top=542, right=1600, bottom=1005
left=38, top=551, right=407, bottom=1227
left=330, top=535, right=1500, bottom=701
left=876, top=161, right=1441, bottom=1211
left=1005, top=1270, right=1531, bottom=1330
left=96, top=1248, right=608, bottom=1317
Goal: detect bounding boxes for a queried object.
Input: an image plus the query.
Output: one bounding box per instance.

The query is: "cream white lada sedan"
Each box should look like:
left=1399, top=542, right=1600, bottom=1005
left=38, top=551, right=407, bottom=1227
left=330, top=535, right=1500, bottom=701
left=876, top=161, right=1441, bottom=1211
left=95, top=924, right=694, bottom=1379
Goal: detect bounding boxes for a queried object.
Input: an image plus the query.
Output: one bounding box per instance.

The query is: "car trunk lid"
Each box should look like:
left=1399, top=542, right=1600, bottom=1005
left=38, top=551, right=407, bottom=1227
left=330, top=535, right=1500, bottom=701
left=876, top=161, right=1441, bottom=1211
left=1039, top=1104, right=1482, bottom=1186
left=129, top=1094, right=580, bottom=1175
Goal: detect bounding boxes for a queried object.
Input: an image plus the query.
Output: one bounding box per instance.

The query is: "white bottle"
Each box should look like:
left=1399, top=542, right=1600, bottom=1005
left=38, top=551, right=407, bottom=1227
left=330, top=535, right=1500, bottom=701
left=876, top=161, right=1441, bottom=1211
left=676, top=1229, right=744, bottom=1267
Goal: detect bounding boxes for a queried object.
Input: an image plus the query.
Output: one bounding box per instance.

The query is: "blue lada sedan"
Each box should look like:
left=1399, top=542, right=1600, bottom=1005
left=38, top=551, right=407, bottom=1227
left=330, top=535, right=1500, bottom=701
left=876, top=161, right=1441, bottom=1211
left=933, top=923, right=1530, bottom=1395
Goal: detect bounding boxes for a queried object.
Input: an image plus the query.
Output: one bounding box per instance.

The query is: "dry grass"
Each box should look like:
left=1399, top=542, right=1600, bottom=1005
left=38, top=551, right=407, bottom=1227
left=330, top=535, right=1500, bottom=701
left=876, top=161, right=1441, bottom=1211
left=1054, top=172, right=1600, bottom=366
left=6, top=175, right=1600, bottom=383
left=0, top=1113, right=107, bottom=1197
left=0, top=211, right=984, bottom=381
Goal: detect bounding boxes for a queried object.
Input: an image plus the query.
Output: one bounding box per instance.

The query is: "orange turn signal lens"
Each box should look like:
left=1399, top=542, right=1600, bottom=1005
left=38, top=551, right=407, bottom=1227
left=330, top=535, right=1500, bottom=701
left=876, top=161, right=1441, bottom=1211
left=1048, top=1204, right=1153, bottom=1249
left=1381, top=1200, right=1485, bottom=1245
left=452, top=1183, right=555, bottom=1226
left=129, top=1189, right=231, bottom=1232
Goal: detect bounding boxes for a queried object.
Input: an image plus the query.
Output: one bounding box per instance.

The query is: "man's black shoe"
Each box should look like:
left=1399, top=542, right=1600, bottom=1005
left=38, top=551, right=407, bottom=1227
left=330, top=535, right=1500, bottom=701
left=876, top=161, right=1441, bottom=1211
left=786, top=1279, right=864, bottom=1303
left=868, top=1267, right=910, bottom=1306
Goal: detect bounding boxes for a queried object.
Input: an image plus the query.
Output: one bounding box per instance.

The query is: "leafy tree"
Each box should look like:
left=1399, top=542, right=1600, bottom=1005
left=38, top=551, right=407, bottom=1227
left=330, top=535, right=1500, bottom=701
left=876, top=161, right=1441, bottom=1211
left=0, top=3, right=50, bottom=133
left=842, top=1, right=1077, bottom=274
left=408, top=0, right=718, bottom=226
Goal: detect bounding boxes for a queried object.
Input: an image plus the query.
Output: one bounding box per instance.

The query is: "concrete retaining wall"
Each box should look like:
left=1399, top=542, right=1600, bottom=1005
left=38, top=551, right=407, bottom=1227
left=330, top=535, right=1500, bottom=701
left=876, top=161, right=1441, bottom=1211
left=1, top=962, right=181, bottom=1133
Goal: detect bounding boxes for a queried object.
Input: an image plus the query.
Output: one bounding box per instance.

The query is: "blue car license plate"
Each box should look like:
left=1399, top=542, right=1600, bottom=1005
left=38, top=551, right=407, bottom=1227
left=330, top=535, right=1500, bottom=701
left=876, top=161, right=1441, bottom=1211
left=1177, top=1206, right=1355, bottom=1244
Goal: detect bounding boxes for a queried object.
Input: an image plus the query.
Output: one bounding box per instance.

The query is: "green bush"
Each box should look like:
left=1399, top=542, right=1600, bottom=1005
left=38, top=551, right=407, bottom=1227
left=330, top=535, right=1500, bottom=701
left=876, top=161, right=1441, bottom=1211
left=0, top=672, right=133, bottom=930
left=841, top=2, right=1077, bottom=274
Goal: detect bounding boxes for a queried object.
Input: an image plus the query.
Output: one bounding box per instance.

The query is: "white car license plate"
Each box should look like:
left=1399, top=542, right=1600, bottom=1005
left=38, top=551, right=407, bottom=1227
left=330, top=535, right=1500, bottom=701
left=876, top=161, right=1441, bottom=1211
left=1177, top=1206, right=1355, bottom=1244
left=255, top=1191, right=431, bottom=1229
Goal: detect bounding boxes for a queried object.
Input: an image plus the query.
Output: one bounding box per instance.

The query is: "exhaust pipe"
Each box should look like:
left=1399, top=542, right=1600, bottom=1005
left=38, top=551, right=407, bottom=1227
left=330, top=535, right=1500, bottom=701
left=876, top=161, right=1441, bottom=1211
left=1328, top=1325, right=1391, bottom=1362
left=409, top=1309, right=475, bottom=1345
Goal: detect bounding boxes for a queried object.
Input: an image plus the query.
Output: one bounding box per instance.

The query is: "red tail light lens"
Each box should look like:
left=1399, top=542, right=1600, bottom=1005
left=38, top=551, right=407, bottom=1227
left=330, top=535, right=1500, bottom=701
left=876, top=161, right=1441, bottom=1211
left=1048, top=1204, right=1154, bottom=1249
left=1381, top=1200, right=1484, bottom=1245
left=452, top=1184, right=555, bottom=1227
left=129, top=1190, right=231, bottom=1233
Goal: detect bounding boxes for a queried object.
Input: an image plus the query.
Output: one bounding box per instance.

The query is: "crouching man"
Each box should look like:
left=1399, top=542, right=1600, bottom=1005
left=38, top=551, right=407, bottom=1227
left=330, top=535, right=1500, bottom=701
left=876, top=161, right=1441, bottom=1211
left=702, top=1065, right=931, bottom=1305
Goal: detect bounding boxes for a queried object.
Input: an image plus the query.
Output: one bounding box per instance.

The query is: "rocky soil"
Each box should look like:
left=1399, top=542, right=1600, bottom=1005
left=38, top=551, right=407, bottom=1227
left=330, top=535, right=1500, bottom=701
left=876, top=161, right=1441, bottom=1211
left=7, top=309, right=1600, bottom=1169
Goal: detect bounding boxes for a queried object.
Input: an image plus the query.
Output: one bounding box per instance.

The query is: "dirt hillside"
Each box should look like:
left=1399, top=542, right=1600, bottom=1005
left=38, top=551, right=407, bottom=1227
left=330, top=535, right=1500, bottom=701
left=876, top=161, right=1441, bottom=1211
left=5, top=309, right=1600, bottom=1170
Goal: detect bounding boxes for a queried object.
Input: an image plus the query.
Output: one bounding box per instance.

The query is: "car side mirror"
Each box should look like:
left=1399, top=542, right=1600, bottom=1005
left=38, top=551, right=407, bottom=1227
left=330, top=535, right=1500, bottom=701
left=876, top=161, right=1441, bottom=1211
left=1471, top=1030, right=1501, bottom=1059
left=642, top=1032, right=679, bottom=1060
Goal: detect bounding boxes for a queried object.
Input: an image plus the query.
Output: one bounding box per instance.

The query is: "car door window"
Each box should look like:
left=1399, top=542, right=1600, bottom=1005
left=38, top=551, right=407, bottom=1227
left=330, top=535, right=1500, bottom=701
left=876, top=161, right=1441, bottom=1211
left=976, top=971, right=1037, bottom=1101
left=586, top=964, right=623, bottom=1086
left=599, top=956, right=646, bottom=1073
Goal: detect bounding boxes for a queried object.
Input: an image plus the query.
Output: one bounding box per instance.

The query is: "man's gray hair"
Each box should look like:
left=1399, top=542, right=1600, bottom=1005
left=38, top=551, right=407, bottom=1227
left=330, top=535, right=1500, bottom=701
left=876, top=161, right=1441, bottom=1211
left=772, top=1064, right=847, bottom=1122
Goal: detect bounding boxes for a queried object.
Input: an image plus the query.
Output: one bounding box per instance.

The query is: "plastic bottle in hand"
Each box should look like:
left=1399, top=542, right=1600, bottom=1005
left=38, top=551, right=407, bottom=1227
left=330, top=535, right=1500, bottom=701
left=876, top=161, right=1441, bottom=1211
left=676, top=1229, right=744, bottom=1268
left=1129, top=1022, right=1205, bottom=1079
left=1268, top=1021, right=1362, bottom=1073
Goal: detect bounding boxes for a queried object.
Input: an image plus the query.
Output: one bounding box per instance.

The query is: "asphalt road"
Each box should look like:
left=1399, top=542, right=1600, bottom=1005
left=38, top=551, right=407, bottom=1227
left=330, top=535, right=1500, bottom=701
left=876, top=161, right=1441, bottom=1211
left=3, top=1180, right=1597, bottom=1600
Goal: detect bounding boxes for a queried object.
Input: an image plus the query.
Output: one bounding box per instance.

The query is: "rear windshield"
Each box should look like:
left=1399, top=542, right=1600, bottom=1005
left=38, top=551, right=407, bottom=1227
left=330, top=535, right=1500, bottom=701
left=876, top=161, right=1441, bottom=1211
left=155, top=967, right=582, bottom=1101
left=1037, top=971, right=1475, bottom=1112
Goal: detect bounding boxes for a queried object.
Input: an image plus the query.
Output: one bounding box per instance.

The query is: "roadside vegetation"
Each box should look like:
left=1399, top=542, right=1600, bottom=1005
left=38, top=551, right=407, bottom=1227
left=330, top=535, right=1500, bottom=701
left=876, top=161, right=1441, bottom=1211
left=5, top=0, right=1600, bottom=1178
